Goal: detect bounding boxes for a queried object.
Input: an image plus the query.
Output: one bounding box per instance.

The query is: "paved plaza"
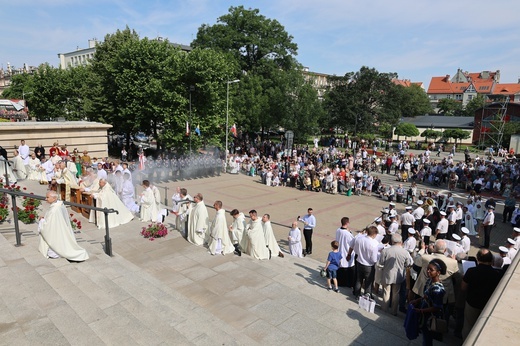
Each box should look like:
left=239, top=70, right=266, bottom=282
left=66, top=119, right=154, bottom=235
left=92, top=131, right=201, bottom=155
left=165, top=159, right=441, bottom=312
left=0, top=148, right=516, bottom=345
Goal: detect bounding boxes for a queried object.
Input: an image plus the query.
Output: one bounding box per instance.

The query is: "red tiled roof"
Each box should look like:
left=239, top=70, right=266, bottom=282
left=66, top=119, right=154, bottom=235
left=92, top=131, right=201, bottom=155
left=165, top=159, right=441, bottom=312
left=427, top=76, right=463, bottom=94
left=492, top=83, right=520, bottom=95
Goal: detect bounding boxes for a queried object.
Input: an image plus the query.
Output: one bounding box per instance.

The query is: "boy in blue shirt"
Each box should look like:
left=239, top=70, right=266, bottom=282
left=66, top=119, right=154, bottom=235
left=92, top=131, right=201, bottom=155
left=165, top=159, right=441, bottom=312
left=324, top=240, right=342, bottom=292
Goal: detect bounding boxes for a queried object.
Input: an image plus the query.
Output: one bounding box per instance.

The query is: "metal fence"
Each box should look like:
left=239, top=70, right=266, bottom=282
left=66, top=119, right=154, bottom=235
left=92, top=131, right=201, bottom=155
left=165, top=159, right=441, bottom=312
left=0, top=187, right=119, bottom=256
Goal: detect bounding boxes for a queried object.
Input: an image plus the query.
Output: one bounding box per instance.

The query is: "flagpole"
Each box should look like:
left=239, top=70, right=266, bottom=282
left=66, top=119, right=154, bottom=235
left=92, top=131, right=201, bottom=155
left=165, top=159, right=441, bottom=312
left=225, top=79, right=240, bottom=171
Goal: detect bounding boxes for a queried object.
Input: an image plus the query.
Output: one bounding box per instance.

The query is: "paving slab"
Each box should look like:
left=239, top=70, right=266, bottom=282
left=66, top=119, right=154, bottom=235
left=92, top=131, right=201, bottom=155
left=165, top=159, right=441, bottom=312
left=3, top=164, right=508, bottom=345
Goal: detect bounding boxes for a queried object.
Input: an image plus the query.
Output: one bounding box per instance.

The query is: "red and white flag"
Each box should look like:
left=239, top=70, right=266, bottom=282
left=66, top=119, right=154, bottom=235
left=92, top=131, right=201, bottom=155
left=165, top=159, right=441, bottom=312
left=230, top=123, right=237, bottom=137
left=186, top=121, right=190, bottom=136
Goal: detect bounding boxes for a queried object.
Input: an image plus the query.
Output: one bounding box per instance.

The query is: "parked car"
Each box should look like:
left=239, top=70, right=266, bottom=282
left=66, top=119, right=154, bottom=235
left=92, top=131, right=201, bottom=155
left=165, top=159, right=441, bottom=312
left=134, top=132, right=148, bottom=142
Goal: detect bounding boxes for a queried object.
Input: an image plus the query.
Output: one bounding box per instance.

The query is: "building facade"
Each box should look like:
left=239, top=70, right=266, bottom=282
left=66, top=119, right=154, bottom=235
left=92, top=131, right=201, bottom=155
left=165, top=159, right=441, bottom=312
left=427, top=69, right=500, bottom=111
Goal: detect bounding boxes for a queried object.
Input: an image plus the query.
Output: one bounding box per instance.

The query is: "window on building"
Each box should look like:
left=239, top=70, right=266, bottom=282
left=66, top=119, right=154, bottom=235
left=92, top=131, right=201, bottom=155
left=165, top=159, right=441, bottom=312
left=468, top=95, right=473, bottom=100
left=455, top=94, right=462, bottom=100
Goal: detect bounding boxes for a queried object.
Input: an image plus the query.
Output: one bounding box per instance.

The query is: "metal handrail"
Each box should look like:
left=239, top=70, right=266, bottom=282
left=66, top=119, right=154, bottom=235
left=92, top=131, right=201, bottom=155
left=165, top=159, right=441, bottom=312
left=0, top=187, right=119, bottom=256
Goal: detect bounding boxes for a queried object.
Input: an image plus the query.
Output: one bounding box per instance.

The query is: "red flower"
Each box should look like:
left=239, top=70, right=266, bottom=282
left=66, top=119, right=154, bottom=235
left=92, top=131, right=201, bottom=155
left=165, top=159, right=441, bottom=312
left=78, top=226, right=82, bottom=229
left=0, top=216, right=3, bottom=221
left=73, top=219, right=77, bottom=222
left=23, top=187, right=27, bottom=190
left=29, top=214, right=35, bottom=219
left=70, top=214, right=73, bottom=217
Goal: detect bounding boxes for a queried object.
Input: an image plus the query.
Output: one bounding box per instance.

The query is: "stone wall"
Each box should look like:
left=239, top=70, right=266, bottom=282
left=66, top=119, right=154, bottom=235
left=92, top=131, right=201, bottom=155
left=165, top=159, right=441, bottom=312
left=0, top=121, right=112, bottom=159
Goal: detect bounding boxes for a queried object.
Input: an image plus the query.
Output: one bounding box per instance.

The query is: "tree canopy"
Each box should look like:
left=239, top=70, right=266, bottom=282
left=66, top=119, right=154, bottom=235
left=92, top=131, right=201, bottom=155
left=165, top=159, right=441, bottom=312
left=437, top=98, right=462, bottom=116
left=443, top=128, right=471, bottom=145
left=394, top=122, right=419, bottom=139
left=421, top=129, right=443, bottom=141
left=323, top=66, right=424, bottom=136
left=192, top=6, right=322, bottom=141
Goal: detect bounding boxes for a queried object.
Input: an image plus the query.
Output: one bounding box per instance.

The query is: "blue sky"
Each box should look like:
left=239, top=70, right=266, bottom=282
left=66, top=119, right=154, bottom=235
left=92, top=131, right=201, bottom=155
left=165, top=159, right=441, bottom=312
left=3, top=0, right=520, bottom=89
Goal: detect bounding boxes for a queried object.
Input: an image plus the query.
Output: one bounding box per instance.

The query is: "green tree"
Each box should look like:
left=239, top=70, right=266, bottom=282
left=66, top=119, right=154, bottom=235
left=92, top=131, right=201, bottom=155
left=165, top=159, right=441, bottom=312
left=192, top=6, right=298, bottom=72
left=394, top=122, right=419, bottom=140
left=500, top=121, right=520, bottom=148
left=88, top=27, right=141, bottom=144
left=395, top=84, right=432, bottom=117
left=324, top=66, right=400, bottom=135
left=192, top=6, right=320, bottom=140
left=437, top=98, right=462, bottom=116
left=442, top=128, right=471, bottom=146
left=421, top=129, right=443, bottom=142
left=464, top=94, right=485, bottom=117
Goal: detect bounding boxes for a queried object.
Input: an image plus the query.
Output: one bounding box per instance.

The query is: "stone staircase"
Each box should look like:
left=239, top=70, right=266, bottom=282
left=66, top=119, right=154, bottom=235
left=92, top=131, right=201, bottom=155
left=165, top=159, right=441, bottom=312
left=0, top=176, right=460, bottom=345
left=0, top=223, right=257, bottom=345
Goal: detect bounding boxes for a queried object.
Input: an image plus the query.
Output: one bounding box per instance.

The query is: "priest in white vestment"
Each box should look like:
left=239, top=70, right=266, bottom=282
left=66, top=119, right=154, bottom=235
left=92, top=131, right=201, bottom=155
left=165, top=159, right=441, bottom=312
left=79, top=169, right=100, bottom=192
left=208, top=201, right=234, bottom=255
left=66, top=158, right=78, bottom=178
left=229, top=209, right=248, bottom=255
left=121, top=173, right=139, bottom=213
left=112, top=170, right=124, bottom=198
left=172, top=187, right=191, bottom=235
left=27, top=153, right=41, bottom=180
left=139, top=180, right=160, bottom=222
left=262, top=214, right=284, bottom=258
left=40, top=158, right=55, bottom=183
left=187, top=193, right=209, bottom=246
left=92, top=179, right=134, bottom=229
left=246, top=210, right=269, bottom=260
left=151, top=183, right=168, bottom=223
left=55, top=161, right=79, bottom=202
left=11, top=150, right=27, bottom=180
left=0, top=156, right=17, bottom=184
left=288, top=221, right=303, bottom=257
left=38, top=191, right=89, bottom=261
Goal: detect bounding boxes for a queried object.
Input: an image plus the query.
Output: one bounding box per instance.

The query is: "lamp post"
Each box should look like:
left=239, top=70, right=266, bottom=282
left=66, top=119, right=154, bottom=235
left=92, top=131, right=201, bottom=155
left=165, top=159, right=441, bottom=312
left=189, top=85, right=195, bottom=154
left=225, top=79, right=240, bottom=170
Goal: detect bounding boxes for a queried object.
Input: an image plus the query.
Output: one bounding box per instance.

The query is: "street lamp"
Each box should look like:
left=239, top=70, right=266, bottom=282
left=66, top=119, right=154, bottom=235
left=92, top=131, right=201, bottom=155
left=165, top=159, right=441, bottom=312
left=225, top=79, right=240, bottom=170
left=189, top=85, right=195, bottom=154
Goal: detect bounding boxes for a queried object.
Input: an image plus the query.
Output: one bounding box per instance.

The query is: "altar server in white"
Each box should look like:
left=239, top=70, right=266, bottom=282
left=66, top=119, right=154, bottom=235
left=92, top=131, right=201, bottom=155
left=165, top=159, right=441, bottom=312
left=288, top=221, right=303, bottom=258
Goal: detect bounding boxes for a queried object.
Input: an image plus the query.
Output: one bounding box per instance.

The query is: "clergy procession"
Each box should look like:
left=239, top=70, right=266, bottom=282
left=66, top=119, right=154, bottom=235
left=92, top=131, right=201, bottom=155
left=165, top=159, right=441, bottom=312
left=2, top=136, right=519, bottom=345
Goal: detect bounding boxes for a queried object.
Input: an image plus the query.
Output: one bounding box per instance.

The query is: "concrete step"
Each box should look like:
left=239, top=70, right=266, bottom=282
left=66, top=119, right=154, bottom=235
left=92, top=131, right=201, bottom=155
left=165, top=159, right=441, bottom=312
left=0, top=223, right=244, bottom=345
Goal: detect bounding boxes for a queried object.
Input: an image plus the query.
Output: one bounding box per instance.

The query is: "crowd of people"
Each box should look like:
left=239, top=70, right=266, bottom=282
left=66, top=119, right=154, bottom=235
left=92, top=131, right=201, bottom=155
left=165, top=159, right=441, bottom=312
left=4, top=136, right=520, bottom=344
left=223, top=136, right=520, bottom=343
left=228, top=141, right=520, bottom=203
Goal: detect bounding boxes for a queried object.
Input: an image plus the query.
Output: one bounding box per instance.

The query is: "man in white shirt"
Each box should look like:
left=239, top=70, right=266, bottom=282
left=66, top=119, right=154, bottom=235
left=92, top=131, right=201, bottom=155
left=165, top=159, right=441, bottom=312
left=347, top=226, right=379, bottom=298
left=387, top=214, right=399, bottom=234
left=412, top=200, right=425, bottom=231
left=455, top=201, right=464, bottom=235
left=436, top=211, right=449, bottom=239
left=400, top=206, right=415, bottom=239
left=446, top=204, right=456, bottom=239
left=482, top=205, right=495, bottom=248
left=460, top=227, right=471, bottom=254
left=299, top=208, right=316, bottom=255
left=403, top=229, right=417, bottom=255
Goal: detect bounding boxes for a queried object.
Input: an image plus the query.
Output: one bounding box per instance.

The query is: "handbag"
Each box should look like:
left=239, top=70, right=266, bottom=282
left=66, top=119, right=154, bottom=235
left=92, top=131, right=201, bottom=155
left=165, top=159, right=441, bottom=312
left=427, top=316, right=447, bottom=334
left=358, top=295, right=376, bottom=313
left=320, top=269, right=327, bottom=278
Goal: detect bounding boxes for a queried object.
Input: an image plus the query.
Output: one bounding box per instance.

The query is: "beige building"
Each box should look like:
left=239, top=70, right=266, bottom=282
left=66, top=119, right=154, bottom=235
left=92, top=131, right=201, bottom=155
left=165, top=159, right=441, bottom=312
left=0, top=121, right=112, bottom=158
